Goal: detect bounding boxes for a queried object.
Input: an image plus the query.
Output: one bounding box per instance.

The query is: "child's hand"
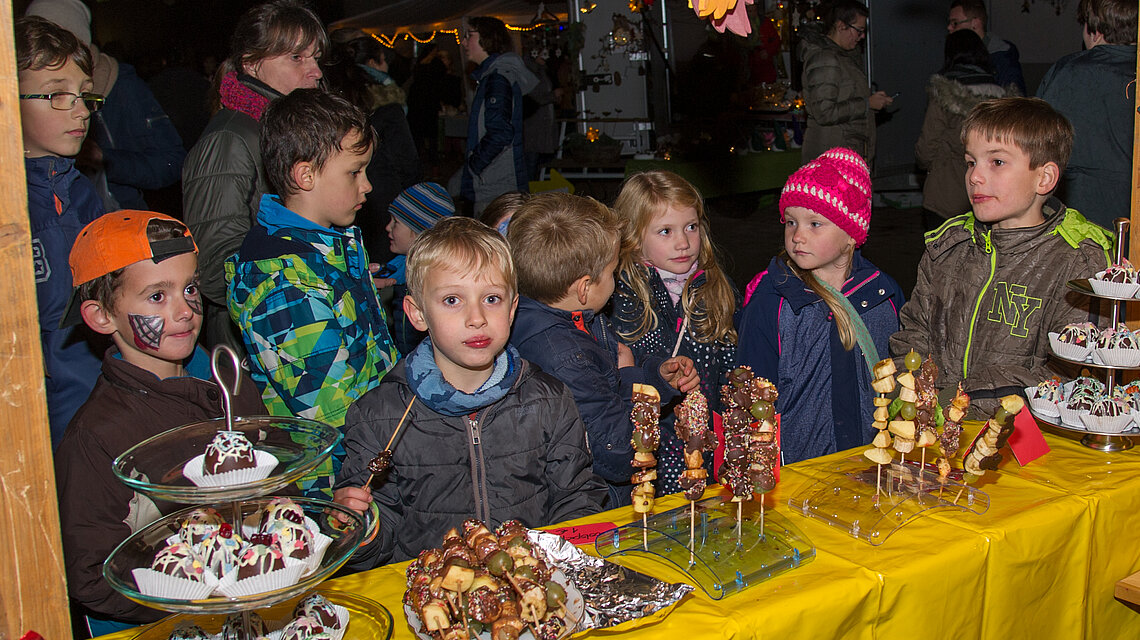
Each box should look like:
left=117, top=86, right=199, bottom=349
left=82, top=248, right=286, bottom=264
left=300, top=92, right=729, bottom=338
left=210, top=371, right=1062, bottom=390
left=617, top=342, right=635, bottom=369
left=368, top=263, right=396, bottom=289
left=660, top=356, right=699, bottom=393
left=332, top=485, right=372, bottom=523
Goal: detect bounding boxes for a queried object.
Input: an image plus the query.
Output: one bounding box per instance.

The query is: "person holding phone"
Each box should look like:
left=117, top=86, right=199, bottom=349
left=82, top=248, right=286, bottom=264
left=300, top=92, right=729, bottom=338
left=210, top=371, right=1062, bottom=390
left=797, top=0, right=893, bottom=165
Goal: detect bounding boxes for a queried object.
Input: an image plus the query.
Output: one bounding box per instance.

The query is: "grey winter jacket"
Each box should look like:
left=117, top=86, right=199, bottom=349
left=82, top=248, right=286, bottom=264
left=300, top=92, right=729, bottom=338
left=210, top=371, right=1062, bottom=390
left=915, top=70, right=1013, bottom=219
left=337, top=359, right=606, bottom=569
left=183, top=76, right=279, bottom=350
left=891, top=200, right=1112, bottom=399
left=1037, top=44, right=1138, bottom=229
left=798, top=25, right=874, bottom=163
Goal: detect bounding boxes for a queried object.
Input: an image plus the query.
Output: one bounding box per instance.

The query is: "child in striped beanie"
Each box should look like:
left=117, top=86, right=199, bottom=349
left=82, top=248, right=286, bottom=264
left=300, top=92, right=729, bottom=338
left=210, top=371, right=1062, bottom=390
left=379, top=182, right=455, bottom=354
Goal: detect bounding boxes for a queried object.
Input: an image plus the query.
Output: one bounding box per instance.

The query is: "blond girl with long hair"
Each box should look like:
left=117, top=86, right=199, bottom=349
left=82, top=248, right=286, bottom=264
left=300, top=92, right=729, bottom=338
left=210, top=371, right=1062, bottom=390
left=611, top=170, right=739, bottom=495
left=737, top=148, right=904, bottom=465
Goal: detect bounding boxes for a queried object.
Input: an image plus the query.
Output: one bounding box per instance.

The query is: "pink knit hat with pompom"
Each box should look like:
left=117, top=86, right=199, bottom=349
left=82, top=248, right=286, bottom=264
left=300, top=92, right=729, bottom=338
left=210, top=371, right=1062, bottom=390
left=779, top=147, right=872, bottom=246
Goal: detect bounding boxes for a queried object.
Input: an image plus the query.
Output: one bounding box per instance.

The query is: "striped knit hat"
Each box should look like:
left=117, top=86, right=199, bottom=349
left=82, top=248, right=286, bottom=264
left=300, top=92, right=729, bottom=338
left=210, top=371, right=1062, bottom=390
left=779, top=147, right=872, bottom=246
left=388, top=182, right=455, bottom=233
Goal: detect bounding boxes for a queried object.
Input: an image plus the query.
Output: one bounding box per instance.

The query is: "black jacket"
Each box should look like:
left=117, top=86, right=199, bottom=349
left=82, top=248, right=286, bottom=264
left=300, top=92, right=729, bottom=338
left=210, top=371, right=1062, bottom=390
left=337, top=359, right=606, bottom=569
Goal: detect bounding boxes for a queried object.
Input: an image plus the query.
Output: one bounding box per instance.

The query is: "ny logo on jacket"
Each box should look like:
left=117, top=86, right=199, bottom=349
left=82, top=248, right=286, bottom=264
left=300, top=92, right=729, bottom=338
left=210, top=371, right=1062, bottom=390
left=987, top=281, right=1042, bottom=338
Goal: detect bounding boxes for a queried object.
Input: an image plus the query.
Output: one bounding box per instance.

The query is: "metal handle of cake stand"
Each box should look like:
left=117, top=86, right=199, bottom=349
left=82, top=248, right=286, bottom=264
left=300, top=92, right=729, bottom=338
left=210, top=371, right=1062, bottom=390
left=210, top=344, right=243, bottom=432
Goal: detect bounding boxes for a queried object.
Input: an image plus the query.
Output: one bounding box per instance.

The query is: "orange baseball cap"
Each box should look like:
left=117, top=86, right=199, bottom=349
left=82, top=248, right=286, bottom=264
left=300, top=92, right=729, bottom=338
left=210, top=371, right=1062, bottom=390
left=60, top=210, right=198, bottom=327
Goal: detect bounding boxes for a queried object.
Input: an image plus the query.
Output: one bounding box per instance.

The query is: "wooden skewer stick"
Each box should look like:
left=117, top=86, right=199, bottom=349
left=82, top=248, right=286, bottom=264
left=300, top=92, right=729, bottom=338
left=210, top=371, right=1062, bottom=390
left=642, top=513, right=649, bottom=551
left=689, top=500, right=696, bottom=566
left=364, top=396, right=416, bottom=486
left=875, top=462, right=883, bottom=499
left=671, top=314, right=690, bottom=358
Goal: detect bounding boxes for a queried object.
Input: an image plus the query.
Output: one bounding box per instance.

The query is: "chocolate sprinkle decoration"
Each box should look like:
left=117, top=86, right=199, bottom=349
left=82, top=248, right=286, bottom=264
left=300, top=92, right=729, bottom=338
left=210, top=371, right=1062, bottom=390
left=369, top=450, right=393, bottom=473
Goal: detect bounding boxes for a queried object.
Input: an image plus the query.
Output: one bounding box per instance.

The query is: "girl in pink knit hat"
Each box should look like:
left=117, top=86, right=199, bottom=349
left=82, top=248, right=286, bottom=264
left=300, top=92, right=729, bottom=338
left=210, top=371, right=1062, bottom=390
left=736, top=148, right=906, bottom=465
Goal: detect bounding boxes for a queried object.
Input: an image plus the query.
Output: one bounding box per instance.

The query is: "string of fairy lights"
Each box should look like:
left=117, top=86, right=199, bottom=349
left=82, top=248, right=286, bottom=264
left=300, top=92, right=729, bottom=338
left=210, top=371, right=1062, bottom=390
left=369, top=21, right=549, bottom=48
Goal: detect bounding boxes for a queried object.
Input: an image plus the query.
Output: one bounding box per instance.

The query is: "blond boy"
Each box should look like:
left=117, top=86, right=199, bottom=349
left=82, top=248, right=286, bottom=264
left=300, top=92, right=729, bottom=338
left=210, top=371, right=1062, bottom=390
left=334, top=217, right=605, bottom=568
left=892, top=97, right=1112, bottom=398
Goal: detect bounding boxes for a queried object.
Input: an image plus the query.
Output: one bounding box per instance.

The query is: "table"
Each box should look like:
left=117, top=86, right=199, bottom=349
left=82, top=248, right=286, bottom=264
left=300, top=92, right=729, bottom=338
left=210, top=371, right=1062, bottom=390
left=98, top=431, right=1140, bottom=639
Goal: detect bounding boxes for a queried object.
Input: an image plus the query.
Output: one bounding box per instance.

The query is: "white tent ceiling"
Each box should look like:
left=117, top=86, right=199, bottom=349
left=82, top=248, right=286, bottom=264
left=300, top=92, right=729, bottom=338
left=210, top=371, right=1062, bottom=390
left=332, top=0, right=567, bottom=34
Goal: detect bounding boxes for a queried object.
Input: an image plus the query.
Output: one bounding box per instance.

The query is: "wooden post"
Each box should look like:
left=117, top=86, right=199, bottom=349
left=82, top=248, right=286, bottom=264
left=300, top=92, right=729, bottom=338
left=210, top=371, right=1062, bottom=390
left=0, top=2, right=73, bottom=638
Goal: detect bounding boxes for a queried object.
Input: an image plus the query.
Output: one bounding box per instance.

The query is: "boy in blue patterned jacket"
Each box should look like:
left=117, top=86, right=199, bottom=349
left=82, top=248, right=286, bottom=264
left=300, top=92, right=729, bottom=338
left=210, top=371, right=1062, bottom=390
left=226, top=89, right=399, bottom=498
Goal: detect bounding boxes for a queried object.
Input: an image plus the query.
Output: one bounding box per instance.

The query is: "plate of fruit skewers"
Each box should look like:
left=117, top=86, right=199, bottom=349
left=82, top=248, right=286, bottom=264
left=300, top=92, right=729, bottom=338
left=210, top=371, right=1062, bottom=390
left=404, top=519, right=584, bottom=640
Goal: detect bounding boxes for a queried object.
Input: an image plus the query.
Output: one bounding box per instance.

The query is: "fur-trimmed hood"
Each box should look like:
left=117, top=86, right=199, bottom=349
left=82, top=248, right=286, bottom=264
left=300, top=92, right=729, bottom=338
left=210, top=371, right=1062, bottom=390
left=926, top=72, right=1014, bottom=118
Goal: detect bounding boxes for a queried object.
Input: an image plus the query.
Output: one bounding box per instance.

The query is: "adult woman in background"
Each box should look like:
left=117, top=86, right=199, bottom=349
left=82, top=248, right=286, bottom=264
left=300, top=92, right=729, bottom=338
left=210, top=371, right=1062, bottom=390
left=798, top=0, right=892, bottom=164
left=459, top=16, right=538, bottom=214
left=182, top=0, right=327, bottom=351
left=915, top=29, right=1016, bottom=230
left=323, top=30, right=420, bottom=265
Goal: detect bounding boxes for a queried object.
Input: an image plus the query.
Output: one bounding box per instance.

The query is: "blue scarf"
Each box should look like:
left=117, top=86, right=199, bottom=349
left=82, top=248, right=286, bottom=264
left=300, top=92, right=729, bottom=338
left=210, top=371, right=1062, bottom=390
left=404, top=338, right=521, bottom=416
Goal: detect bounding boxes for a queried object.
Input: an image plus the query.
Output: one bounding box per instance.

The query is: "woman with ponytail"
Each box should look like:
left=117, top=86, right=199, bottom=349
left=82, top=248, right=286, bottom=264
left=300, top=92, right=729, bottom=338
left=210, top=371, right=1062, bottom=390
left=737, top=148, right=904, bottom=464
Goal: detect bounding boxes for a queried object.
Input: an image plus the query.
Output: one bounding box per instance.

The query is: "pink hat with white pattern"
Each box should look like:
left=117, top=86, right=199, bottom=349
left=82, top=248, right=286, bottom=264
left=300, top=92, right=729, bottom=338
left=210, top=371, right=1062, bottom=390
left=779, top=147, right=872, bottom=246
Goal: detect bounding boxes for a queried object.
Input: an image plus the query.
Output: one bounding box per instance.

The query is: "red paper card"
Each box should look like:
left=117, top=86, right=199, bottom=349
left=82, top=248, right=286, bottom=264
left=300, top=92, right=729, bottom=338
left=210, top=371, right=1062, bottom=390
left=1008, top=404, right=1050, bottom=466
left=541, top=522, right=616, bottom=546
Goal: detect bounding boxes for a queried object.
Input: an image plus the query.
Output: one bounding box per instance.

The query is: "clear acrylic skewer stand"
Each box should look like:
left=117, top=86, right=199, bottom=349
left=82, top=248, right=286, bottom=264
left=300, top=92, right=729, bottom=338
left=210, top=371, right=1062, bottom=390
left=787, top=456, right=989, bottom=546
left=594, top=496, right=815, bottom=599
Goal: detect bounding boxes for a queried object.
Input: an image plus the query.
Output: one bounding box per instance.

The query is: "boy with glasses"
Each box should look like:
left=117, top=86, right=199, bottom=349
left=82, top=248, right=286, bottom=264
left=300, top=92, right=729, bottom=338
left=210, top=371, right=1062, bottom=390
left=16, top=16, right=107, bottom=447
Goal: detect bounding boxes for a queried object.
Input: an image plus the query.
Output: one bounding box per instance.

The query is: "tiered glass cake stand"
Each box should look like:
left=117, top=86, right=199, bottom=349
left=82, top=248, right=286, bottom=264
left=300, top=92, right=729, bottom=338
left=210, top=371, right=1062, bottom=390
left=1034, top=217, right=1140, bottom=452
left=103, top=347, right=390, bottom=639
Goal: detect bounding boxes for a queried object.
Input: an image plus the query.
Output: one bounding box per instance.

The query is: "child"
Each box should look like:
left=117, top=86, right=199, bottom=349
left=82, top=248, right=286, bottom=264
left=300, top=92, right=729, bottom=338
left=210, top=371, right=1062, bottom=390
left=226, top=89, right=399, bottom=499
left=478, top=190, right=530, bottom=235
left=508, top=193, right=699, bottom=504
left=892, top=97, right=1112, bottom=400
left=611, top=171, right=740, bottom=495
left=334, top=217, right=606, bottom=567
left=378, top=181, right=455, bottom=355
left=17, top=15, right=106, bottom=448
left=54, top=211, right=264, bottom=635
left=737, top=148, right=905, bottom=464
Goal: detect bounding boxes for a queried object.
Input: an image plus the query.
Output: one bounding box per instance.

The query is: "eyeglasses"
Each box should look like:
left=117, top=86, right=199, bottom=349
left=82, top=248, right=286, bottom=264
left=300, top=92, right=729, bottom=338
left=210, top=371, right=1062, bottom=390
left=947, top=17, right=972, bottom=29
left=19, top=91, right=105, bottom=112
left=844, top=21, right=867, bottom=36
left=461, top=30, right=476, bottom=41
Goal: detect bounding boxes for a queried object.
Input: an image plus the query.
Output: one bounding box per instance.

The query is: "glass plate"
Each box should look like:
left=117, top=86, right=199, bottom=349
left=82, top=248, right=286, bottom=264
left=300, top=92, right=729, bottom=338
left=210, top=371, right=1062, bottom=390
left=127, top=590, right=392, bottom=639
left=104, top=497, right=366, bottom=614
left=113, top=416, right=340, bottom=503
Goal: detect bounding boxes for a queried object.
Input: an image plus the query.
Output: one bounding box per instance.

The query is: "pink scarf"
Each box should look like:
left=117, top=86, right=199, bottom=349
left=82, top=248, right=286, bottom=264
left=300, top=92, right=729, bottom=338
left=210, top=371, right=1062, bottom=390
left=653, top=262, right=701, bottom=305
left=219, top=72, right=271, bottom=121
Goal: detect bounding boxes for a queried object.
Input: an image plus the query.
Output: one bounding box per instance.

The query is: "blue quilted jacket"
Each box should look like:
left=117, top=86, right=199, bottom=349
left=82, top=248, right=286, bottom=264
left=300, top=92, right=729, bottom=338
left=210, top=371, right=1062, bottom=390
left=226, top=194, right=399, bottom=496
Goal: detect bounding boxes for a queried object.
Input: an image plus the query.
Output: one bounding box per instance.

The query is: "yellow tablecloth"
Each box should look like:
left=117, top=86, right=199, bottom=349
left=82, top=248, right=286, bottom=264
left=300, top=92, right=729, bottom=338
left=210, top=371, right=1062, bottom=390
left=99, top=432, right=1140, bottom=640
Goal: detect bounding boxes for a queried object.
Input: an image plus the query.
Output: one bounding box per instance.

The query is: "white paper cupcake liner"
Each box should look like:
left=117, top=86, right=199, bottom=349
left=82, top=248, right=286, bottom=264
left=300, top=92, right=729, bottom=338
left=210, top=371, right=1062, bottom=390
left=1080, top=412, right=1133, bottom=434
left=286, top=530, right=333, bottom=577
left=183, top=450, right=279, bottom=487
left=131, top=567, right=216, bottom=600
left=1094, top=347, right=1140, bottom=368
left=1048, top=332, right=1092, bottom=362
left=215, top=563, right=306, bottom=598
left=1089, top=272, right=1140, bottom=297
left=1025, top=387, right=1061, bottom=417
left=1059, top=406, right=1089, bottom=428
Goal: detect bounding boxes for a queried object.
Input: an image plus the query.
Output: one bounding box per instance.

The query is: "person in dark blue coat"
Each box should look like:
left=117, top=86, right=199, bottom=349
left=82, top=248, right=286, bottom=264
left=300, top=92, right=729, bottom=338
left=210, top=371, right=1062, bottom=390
left=17, top=16, right=107, bottom=447
left=737, top=149, right=904, bottom=465
left=508, top=193, right=698, bottom=505
left=459, top=16, right=538, bottom=214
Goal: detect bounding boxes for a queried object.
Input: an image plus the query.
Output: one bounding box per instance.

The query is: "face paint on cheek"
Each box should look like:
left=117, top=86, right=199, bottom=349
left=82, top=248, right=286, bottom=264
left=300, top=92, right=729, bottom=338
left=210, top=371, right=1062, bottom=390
left=128, top=313, right=164, bottom=351
left=186, top=295, right=202, bottom=316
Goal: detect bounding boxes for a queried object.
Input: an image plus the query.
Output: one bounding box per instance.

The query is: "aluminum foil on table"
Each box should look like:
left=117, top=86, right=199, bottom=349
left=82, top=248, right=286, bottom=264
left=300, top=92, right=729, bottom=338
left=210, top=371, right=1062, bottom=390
left=527, top=529, right=693, bottom=630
